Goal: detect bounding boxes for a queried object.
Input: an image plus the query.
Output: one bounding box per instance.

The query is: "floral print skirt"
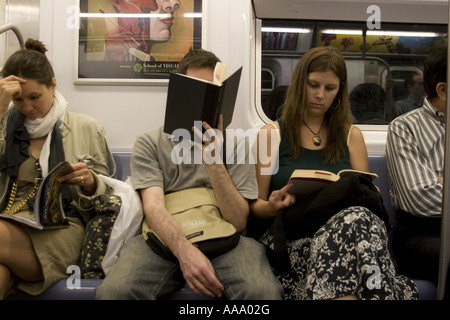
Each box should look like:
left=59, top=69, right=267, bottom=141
left=260, top=206, right=419, bottom=300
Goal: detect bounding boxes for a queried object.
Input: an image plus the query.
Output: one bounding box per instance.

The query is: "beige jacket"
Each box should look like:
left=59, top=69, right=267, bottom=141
left=0, top=108, right=116, bottom=222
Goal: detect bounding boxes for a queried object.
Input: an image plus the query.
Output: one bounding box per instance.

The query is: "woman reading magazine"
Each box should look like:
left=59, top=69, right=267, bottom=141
left=0, top=39, right=115, bottom=299
left=249, top=46, right=418, bottom=300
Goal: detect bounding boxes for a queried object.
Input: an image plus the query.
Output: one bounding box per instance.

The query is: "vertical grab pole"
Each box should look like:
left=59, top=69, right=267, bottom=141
left=437, top=7, right=450, bottom=300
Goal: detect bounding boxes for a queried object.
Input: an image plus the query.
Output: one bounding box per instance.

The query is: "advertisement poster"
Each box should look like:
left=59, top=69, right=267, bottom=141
left=316, top=31, right=445, bottom=55
left=76, top=0, right=202, bottom=85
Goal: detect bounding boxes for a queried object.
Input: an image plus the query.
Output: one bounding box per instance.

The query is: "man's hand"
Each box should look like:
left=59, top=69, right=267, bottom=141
left=177, top=242, right=224, bottom=298
left=192, top=115, right=224, bottom=165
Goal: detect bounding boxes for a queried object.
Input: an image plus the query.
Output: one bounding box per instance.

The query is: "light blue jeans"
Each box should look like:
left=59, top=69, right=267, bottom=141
left=95, top=235, right=283, bottom=300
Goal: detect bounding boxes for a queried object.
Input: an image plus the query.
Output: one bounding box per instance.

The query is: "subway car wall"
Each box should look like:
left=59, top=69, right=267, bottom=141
left=1, top=0, right=448, bottom=154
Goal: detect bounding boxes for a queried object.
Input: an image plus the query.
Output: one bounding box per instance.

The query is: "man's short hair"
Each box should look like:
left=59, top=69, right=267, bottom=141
left=423, top=39, right=448, bottom=99
left=177, top=48, right=221, bottom=75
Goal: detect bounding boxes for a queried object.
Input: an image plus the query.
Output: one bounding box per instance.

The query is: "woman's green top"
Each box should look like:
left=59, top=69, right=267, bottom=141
left=270, top=119, right=351, bottom=193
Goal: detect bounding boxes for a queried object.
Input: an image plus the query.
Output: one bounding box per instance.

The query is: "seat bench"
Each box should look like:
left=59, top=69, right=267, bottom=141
left=7, top=150, right=437, bottom=300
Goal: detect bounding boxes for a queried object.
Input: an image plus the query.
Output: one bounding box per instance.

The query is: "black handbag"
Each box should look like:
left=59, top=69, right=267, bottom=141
left=78, top=194, right=122, bottom=279
left=269, top=173, right=391, bottom=273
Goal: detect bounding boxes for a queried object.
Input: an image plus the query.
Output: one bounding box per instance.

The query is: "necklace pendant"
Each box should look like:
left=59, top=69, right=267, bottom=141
left=313, top=135, right=322, bottom=146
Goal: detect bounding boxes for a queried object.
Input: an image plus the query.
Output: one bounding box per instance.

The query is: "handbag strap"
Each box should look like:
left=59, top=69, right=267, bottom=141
left=164, top=187, right=218, bottom=214
left=269, top=212, right=291, bottom=273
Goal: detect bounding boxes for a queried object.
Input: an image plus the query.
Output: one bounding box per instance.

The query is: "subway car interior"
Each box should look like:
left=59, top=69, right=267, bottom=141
left=0, top=0, right=449, bottom=303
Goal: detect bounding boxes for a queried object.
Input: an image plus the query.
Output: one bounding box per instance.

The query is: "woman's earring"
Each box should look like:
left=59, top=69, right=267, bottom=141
left=331, top=97, right=341, bottom=110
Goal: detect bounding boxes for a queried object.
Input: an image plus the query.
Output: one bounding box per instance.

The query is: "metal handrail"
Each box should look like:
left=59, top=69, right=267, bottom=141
left=0, top=23, right=25, bottom=49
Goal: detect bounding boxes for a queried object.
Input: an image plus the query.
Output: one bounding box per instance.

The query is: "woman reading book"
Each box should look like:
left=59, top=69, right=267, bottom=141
left=249, top=46, right=418, bottom=300
left=0, top=39, right=115, bottom=299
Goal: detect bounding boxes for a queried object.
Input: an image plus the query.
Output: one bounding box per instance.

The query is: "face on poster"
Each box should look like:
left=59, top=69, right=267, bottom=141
left=77, top=0, right=202, bottom=83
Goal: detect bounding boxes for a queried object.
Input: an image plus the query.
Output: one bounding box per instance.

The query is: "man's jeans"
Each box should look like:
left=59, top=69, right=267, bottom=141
left=96, top=235, right=283, bottom=300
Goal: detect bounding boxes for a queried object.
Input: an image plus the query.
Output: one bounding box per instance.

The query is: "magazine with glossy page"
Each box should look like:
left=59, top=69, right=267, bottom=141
left=0, top=161, right=73, bottom=230
left=288, top=169, right=378, bottom=196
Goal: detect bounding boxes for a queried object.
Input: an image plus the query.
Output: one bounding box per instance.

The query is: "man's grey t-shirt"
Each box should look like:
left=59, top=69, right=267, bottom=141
left=130, top=126, right=258, bottom=201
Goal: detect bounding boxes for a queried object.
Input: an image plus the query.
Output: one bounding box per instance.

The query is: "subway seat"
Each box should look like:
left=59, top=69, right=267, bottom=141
left=369, top=153, right=437, bottom=300
left=7, top=150, right=436, bottom=300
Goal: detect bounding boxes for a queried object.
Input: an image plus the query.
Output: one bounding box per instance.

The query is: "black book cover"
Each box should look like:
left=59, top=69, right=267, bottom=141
left=163, top=67, right=242, bottom=140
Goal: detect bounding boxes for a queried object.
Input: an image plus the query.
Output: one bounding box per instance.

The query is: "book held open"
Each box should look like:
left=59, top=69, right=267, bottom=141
left=163, top=62, right=243, bottom=140
left=288, top=169, right=378, bottom=196
left=0, top=161, right=72, bottom=229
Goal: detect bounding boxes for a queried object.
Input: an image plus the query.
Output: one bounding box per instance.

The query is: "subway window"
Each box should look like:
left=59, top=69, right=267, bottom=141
left=258, top=19, right=447, bottom=125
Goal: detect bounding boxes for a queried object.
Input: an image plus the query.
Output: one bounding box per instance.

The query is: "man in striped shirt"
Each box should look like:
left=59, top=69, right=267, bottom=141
left=386, top=39, right=447, bottom=297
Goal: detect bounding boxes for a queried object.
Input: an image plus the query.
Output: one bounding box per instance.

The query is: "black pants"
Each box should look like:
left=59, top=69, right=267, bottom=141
left=393, top=211, right=449, bottom=299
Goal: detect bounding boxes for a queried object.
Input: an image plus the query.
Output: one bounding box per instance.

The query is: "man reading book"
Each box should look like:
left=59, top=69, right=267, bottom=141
left=96, top=48, right=282, bottom=300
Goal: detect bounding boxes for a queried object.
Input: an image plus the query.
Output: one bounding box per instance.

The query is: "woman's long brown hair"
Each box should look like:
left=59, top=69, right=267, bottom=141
left=280, top=46, right=353, bottom=164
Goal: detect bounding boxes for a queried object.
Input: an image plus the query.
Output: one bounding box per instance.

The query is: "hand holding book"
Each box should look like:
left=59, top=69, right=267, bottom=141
left=191, top=114, right=225, bottom=165
left=288, top=169, right=378, bottom=196
left=57, top=160, right=96, bottom=195
left=0, top=160, right=98, bottom=229
left=0, top=161, right=74, bottom=229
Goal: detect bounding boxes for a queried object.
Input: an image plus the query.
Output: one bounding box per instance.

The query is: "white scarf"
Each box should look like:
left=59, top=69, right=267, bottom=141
left=24, top=90, right=67, bottom=177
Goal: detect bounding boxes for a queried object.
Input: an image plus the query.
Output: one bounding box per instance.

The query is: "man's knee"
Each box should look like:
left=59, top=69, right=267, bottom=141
left=229, top=275, right=283, bottom=300
left=96, top=275, right=126, bottom=300
left=96, top=277, right=155, bottom=300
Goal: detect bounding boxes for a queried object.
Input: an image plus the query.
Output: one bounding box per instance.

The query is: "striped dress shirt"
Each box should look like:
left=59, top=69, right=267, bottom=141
left=386, top=98, right=446, bottom=218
